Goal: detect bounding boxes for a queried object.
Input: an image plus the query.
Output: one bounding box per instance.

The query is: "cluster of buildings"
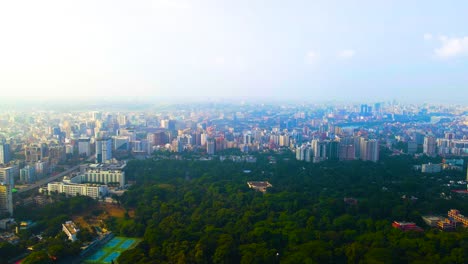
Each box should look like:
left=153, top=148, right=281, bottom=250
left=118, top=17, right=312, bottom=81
left=0, top=101, right=467, bottom=216
left=422, top=209, right=468, bottom=231
left=45, top=162, right=126, bottom=200
left=295, top=137, right=379, bottom=163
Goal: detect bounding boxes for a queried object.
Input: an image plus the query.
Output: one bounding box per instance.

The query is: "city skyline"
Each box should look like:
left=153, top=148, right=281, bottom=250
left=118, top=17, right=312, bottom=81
left=0, top=1, right=468, bottom=102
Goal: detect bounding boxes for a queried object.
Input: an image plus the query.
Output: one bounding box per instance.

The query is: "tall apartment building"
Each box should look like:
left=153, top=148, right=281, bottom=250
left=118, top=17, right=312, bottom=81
left=25, top=145, right=42, bottom=163
left=0, top=184, right=13, bottom=216
left=207, top=139, right=215, bottom=155
left=78, top=137, right=91, bottom=156
left=95, top=138, right=112, bottom=163
left=360, top=138, right=379, bottom=162
left=113, top=136, right=130, bottom=151
left=296, top=144, right=312, bottom=162
left=0, top=141, right=10, bottom=165
left=20, top=165, right=36, bottom=183
left=312, top=139, right=327, bottom=163
left=339, top=144, right=355, bottom=161
left=0, top=167, right=14, bottom=187
left=423, top=136, right=437, bottom=157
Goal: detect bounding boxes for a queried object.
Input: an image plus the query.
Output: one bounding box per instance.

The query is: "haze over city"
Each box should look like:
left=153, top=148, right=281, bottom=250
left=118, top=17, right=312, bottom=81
left=1, top=1, right=468, bottom=103
left=2, top=2, right=468, bottom=262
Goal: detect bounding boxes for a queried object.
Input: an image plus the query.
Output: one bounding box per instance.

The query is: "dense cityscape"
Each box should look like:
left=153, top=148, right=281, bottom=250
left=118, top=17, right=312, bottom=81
left=0, top=100, right=467, bottom=263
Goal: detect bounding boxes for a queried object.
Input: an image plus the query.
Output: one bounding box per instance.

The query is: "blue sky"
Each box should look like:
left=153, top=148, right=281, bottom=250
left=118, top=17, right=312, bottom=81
left=0, top=0, right=467, bottom=102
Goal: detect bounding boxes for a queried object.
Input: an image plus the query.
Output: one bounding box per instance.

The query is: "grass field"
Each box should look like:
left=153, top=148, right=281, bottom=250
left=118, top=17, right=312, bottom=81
left=84, top=237, right=141, bottom=264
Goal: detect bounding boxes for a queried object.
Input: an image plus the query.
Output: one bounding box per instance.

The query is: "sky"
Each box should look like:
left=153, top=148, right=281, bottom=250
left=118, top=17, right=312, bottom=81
left=0, top=0, right=467, bottom=103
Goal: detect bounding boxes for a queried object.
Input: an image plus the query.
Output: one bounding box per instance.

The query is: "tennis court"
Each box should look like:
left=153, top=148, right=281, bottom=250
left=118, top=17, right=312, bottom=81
left=84, top=236, right=141, bottom=264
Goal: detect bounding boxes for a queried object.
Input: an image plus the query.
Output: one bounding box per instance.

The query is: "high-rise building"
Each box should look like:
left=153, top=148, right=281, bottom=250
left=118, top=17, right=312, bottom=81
left=360, top=139, right=379, bottom=162
left=207, top=139, right=215, bottom=155
left=117, top=114, right=128, bottom=126
left=327, top=141, right=340, bottom=160
left=296, top=144, right=312, bottom=162
left=423, top=136, right=437, bottom=157
left=20, top=165, right=36, bottom=183
left=91, top=111, right=102, bottom=121
left=78, top=137, right=91, bottom=156
left=95, top=138, right=112, bottom=163
left=48, top=145, right=66, bottom=164
left=366, top=139, right=379, bottom=162
left=279, top=135, right=290, bottom=147
left=113, top=136, right=130, bottom=151
left=160, top=119, right=169, bottom=129
left=35, top=161, right=49, bottom=177
left=201, top=133, right=208, bottom=146
left=0, top=141, right=10, bottom=165
left=312, top=139, right=327, bottom=163
left=407, top=141, right=418, bottom=154
left=339, top=144, right=355, bottom=161
left=0, top=167, right=14, bottom=187
left=25, top=145, right=42, bottom=163
left=0, top=184, right=13, bottom=216
left=147, top=132, right=167, bottom=153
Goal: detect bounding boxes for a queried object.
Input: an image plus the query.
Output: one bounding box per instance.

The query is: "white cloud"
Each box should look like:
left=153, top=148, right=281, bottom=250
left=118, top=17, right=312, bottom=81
left=423, top=33, right=433, bottom=40
left=337, top=49, right=356, bottom=59
left=305, top=51, right=320, bottom=64
left=434, top=36, right=468, bottom=58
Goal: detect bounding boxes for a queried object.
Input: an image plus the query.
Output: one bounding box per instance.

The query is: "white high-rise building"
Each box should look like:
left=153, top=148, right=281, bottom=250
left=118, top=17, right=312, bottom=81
left=95, top=138, right=112, bottom=163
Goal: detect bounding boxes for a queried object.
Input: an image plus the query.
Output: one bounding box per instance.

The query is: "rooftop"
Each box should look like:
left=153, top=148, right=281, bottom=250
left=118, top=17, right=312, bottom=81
left=63, top=221, right=79, bottom=235
left=247, top=181, right=273, bottom=193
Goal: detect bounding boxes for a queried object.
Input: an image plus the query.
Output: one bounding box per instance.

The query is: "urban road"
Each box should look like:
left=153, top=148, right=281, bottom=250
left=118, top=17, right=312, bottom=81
left=17, top=155, right=95, bottom=194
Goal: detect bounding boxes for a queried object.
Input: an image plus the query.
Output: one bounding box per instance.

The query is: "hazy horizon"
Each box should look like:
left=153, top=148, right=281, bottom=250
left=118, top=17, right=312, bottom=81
left=1, top=1, right=467, bottom=102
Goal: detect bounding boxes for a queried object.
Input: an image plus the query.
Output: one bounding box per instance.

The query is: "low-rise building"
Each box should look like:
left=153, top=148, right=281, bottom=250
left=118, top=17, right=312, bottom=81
left=437, top=218, right=457, bottom=231
left=62, top=221, right=79, bottom=241
left=80, top=162, right=126, bottom=187
left=247, top=181, right=272, bottom=193
left=392, top=221, right=423, bottom=232
left=421, top=163, right=442, bottom=173
left=48, top=182, right=108, bottom=200
left=448, top=209, right=468, bottom=227
left=422, top=216, right=445, bottom=227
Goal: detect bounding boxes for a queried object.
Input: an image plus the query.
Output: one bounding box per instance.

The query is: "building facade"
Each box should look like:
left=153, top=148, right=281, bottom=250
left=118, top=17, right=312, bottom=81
left=81, top=163, right=126, bottom=187
left=0, top=184, right=13, bottom=216
left=95, top=138, right=112, bottom=163
left=47, top=181, right=108, bottom=199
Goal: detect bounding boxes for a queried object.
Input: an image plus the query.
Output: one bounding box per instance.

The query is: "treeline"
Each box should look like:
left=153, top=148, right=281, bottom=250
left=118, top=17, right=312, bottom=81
left=114, top=153, right=468, bottom=263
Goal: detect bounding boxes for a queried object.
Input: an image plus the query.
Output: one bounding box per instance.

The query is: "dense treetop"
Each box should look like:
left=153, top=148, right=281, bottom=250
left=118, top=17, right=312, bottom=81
left=110, top=152, right=468, bottom=264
